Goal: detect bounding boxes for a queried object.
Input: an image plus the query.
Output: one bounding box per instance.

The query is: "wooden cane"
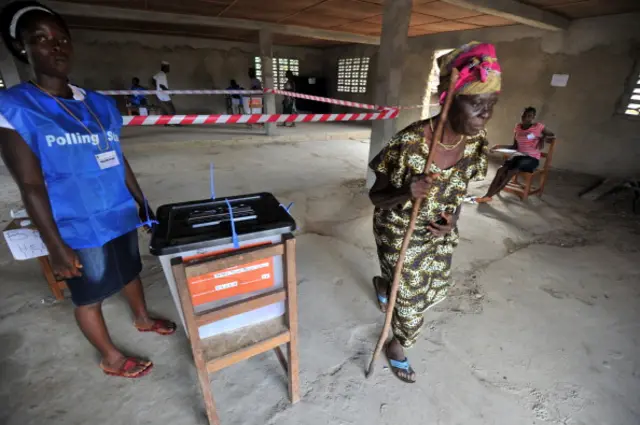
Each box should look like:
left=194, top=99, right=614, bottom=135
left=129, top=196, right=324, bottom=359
left=366, top=68, right=460, bottom=378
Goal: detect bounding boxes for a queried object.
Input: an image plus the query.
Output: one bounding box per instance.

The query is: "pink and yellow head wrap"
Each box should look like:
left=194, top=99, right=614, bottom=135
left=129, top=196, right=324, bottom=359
left=438, top=41, right=501, bottom=104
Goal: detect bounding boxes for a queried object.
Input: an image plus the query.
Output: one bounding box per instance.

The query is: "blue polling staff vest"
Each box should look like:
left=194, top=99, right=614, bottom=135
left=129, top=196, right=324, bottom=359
left=0, top=83, right=140, bottom=249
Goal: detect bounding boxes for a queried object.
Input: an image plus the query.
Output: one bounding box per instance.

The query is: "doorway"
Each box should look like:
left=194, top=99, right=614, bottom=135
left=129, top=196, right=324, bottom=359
left=422, top=48, right=453, bottom=119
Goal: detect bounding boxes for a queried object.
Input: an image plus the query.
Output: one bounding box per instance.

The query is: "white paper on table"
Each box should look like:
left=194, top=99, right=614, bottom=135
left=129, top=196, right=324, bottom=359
left=3, top=228, right=49, bottom=260
left=551, top=74, right=569, bottom=87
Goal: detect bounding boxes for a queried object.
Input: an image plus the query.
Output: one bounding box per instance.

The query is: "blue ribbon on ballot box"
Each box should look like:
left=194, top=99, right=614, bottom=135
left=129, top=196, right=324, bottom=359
left=211, top=161, right=240, bottom=248
left=209, top=162, right=293, bottom=249
left=137, top=197, right=159, bottom=229
left=280, top=202, right=294, bottom=216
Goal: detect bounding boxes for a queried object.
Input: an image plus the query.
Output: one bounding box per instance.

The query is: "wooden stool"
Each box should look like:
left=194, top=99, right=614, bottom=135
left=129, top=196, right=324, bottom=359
left=4, top=219, right=67, bottom=300
left=38, top=256, right=67, bottom=301
left=504, top=139, right=557, bottom=201
left=170, top=236, right=299, bottom=425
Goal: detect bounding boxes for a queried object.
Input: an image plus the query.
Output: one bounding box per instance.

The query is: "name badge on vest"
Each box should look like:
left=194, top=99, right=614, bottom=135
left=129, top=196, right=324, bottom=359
left=95, top=151, right=120, bottom=170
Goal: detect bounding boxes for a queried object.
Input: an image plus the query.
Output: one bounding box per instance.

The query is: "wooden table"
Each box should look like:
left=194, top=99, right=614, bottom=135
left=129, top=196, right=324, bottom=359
left=3, top=219, right=67, bottom=300
left=171, top=236, right=300, bottom=425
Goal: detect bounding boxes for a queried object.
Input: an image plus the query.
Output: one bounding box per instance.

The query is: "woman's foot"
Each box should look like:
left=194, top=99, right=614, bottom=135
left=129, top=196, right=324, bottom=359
left=385, top=338, right=416, bottom=383
left=100, top=354, right=153, bottom=378
left=134, top=317, right=177, bottom=335
left=474, top=196, right=493, bottom=203
left=373, top=276, right=390, bottom=313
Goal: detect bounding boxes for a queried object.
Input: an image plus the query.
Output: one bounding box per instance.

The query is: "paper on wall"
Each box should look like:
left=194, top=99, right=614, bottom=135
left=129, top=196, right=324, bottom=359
left=551, top=74, right=569, bottom=87
left=3, top=228, right=48, bottom=260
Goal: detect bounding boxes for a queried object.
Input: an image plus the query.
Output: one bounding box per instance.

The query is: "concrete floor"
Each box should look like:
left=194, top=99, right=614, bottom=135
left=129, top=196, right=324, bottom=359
left=1, top=124, right=639, bottom=425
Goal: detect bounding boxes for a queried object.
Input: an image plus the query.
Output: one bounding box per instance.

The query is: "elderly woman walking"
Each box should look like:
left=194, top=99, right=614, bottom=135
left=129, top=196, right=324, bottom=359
left=369, top=42, right=501, bottom=383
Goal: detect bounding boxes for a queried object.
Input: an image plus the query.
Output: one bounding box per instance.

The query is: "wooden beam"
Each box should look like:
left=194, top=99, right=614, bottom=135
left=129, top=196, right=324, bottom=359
left=273, top=346, right=288, bottom=373
left=284, top=237, right=300, bottom=403
left=440, top=0, right=570, bottom=31
left=206, top=331, right=291, bottom=373
left=43, top=0, right=380, bottom=45
left=194, top=289, right=286, bottom=326
left=171, top=260, right=221, bottom=425
left=185, top=243, right=285, bottom=278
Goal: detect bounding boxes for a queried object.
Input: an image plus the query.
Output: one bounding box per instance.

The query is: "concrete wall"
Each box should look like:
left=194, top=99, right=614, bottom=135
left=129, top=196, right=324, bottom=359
left=0, top=41, right=21, bottom=89
left=63, top=30, right=324, bottom=114
left=326, top=13, right=640, bottom=177
left=323, top=44, right=379, bottom=113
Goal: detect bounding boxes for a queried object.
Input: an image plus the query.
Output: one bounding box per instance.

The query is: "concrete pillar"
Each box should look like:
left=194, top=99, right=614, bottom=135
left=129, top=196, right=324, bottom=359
left=0, top=40, right=21, bottom=89
left=366, top=0, right=412, bottom=187
left=259, top=30, right=276, bottom=136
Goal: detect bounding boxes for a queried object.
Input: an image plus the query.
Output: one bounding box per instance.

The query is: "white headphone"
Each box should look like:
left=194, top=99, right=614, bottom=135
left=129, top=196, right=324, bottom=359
left=9, top=6, right=53, bottom=39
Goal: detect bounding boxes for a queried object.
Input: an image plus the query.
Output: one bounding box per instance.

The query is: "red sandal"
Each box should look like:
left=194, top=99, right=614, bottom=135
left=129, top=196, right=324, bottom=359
left=135, top=318, right=177, bottom=335
left=100, top=357, right=153, bottom=378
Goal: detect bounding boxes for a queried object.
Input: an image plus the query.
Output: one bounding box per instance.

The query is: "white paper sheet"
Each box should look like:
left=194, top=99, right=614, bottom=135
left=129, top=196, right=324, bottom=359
left=10, top=209, right=28, bottom=218
left=551, top=74, right=569, bottom=87
left=3, top=228, right=48, bottom=260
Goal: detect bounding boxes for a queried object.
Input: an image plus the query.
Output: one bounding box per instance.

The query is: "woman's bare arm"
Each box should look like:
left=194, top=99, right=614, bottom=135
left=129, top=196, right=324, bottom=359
left=0, top=128, right=82, bottom=277
left=1, top=129, right=65, bottom=251
left=538, top=127, right=555, bottom=149
left=369, top=172, right=411, bottom=209
left=123, top=156, right=145, bottom=206
left=123, top=155, right=156, bottom=230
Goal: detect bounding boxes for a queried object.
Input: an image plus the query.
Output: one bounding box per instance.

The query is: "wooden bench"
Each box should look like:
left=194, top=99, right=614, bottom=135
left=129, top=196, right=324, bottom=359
left=503, top=139, right=557, bottom=201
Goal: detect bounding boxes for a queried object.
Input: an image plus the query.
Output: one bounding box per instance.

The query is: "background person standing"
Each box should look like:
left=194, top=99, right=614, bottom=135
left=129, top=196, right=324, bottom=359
left=128, top=77, right=147, bottom=115
left=280, top=70, right=296, bottom=128
left=248, top=67, right=264, bottom=127
left=152, top=60, right=176, bottom=116
left=226, top=79, right=245, bottom=114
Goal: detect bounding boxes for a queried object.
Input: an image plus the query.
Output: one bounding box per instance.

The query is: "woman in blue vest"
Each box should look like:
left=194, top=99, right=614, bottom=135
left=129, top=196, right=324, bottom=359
left=0, top=1, right=176, bottom=378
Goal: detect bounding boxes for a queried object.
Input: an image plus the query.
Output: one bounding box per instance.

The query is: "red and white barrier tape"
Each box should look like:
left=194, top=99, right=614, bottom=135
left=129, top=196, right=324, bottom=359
left=98, top=89, right=261, bottom=95
left=396, top=104, right=431, bottom=110
left=99, top=88, right=434, bottom=113
left=265, top=89, right=434, bottom=110
left=122, top=110, right=399, bottom=126
left=263, top=88, right=390, bottom=111
left=98, top=90, right=264, bottom=96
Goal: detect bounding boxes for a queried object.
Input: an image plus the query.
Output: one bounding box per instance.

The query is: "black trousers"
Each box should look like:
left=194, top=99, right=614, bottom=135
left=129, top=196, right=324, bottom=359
left=158, top=100, right=176, bottom=115
left=504, top=155, right=539, bottom=172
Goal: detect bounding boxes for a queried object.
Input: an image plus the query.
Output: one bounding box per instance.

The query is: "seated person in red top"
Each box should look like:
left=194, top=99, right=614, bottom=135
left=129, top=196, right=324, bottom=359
left=473, top=106, right=555, bottom=203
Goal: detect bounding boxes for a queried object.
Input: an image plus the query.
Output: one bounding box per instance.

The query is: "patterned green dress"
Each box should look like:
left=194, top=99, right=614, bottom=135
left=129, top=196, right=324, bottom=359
left=370, top=118, right=488, bottom=348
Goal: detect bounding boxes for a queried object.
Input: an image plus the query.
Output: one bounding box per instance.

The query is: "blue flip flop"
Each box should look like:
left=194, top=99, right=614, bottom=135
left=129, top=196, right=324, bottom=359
left=463, top=196, right=478, bottom=204
left=373, top=277, right=389, bottom=312
left=387, top=357, right=416, bottom=384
